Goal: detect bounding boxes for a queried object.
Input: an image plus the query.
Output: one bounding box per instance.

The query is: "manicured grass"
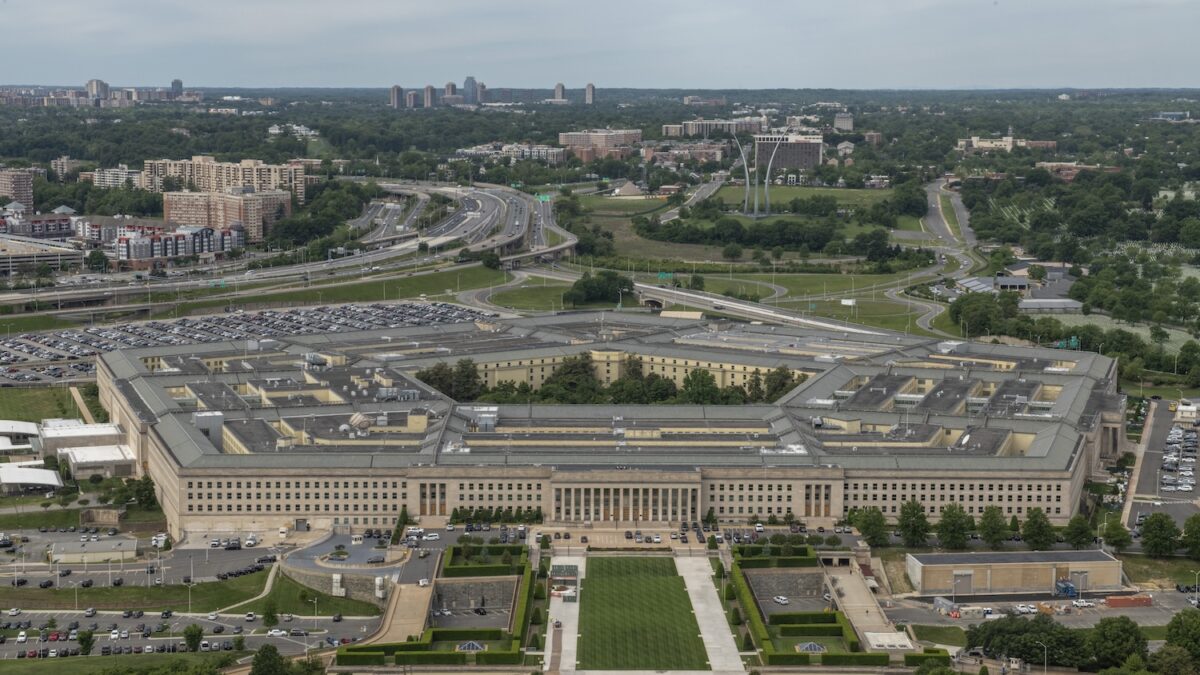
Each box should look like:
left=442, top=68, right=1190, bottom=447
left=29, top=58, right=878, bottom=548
left=0, top=571, right=267, bottom=613
left=163, top=266, right=509, bottom=316
left=1119, top=382, right=1200, bottom=401
left=0, top=508, right=80, bottom=530
left=0, top=313, right=80, bottom=333
left=715, top=185, right=894, bottom=208
left=1119, top=554, right=1200, bottom=587
left=788, top=298, right=930, bottom=335
left=939, top=194, right=961, bottom=239
left=746, top=271, right=914, bottom=299
left=489, top=282, right=615, bottom=312
left=579, top=194, right=670, bottom=215
left=930, top=309, right=964, bottom=337
left=0, top=387, right=79, bottom=422
left=0, top=650, right=247, bottom=675
left=911, top=624, right=967, bottom=647
left=235, top=572, right=381, bottom=617
left=577, top=558, right=707, bottom=670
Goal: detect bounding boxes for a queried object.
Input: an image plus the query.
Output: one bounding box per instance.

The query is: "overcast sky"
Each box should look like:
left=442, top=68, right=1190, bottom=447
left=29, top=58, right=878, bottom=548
left=4, top=0, right=1196, bottom=89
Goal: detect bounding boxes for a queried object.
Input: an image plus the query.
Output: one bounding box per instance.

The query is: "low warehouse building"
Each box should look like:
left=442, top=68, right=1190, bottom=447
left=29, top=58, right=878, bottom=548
left=50, top=540, right=138, bottom=564
left=905, top=550, right=1122, bottom=596
left=59, top=444, right=136, bottom=479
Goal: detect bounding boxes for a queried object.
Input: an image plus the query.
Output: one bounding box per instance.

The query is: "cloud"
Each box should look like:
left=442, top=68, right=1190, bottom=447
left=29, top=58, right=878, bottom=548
left=1, top=0, right=1196, bottom=88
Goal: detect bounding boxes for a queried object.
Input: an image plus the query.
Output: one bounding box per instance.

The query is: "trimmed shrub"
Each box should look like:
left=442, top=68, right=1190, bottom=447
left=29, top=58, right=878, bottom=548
left=905, top=648, right=951, bottom=667
left=779, top=624, right=844, bottom=637
left=769, top=612, right=837, bottom=625
left=822, top=653, right=890, bottom=666
left=336, top=650, right=386, bottom=666
left=728, top=607, right=741, bottom=625
left=393, top=652, right=468, bottom=665
left=476, top=650, right=522, bottom=665
left=765, top=653, right=811, bottom=665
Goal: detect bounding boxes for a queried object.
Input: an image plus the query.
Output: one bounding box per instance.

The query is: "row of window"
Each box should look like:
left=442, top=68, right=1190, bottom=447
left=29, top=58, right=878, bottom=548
left=850, top=493, right=1063, bottom=504
left=849, top=482, right=1062, bottom=493
left=187, top=480, right=407, bottom=490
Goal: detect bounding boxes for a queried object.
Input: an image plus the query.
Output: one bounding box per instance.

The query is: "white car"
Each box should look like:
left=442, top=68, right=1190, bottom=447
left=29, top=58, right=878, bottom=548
left=267, top=629, right=288, bottom=637
left=653, top=534, right=662, bottom=543
left=418, top=578, right=430, bottom=587
left=424, top=533, right=440, bottom=541
left=1016, top=604, right=1034, bottom=614
left=109, top=629, right=119, bottom=640
left=245, top=612, right=256, bottom=622
left=446, top=523, right=455, bottom=531
left=772, top=595, right=790, bottom=605
left=1072, top=599, right=1095, bottom=608
left=207, top=612, right=219, bottom=620
left=16, top=631, right=26, bottom=643
left=120, top=629, right=129, bottom=639
left=6, top=608, right=19, bottom=616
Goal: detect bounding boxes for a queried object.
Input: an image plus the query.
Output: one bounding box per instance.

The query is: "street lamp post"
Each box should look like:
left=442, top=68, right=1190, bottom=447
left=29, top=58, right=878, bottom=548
left=1034, top=640, right=1048, bottom=674
left=1192, top=570, right=1200, bottom=608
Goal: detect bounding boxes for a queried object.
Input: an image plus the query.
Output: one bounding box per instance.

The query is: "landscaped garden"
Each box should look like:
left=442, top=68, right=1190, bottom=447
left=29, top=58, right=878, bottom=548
left=576, top=557, right=708, bottom=670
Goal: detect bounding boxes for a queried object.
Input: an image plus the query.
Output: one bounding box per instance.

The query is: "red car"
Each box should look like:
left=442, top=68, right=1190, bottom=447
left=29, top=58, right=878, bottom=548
left=26, top=650, right=36, bottom=659
left=48, top=633, right=58, bottom=642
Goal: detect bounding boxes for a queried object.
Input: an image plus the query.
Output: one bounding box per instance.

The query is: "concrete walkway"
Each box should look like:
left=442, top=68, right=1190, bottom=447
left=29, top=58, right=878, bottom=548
left=70, top=386, right=95, bottom=424
left=546, top=555, right=586, bottom=673
left=827, top=566, right=892, bottom=637
left=674, top=556, right=744, bottom=672
left=369, top=583, right=433, bottom=643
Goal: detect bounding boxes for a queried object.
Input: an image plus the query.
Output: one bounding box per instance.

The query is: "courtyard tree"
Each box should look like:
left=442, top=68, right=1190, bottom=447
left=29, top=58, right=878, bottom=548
left=853, top=507, right=889, bottom=547
left=1062, top=514, right=1093, bottom=550
left=1103, top=522, right=1132, bottom=552
left=936, top=503, right=973, bottom=550
left=898, top=500, right=930, bottom=548
left=1141, top=513, right=1181, bottom=558
left=978, top=507, right=1008, bottom=550
left=1021, top=508, right=1056, bottom=550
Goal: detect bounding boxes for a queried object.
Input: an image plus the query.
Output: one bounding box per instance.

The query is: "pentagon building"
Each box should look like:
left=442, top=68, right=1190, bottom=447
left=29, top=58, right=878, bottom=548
left=96, top=312, right=1125, bottom=538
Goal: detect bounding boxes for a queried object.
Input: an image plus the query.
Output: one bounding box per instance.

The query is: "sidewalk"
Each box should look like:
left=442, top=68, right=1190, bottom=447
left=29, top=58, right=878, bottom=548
left=546, top=555, right=586, bottom=673
left=674, top=556, right=742, bottom=671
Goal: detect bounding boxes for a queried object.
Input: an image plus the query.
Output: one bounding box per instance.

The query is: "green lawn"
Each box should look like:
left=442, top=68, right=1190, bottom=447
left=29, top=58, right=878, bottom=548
left=234, top=572, right=381, bottom=617
left=911, top=624, right=967, bottom=647
left=0, top=387, right=79, bottom=422
left=1119, top=554, right=1200, bottom=587
left=489, top=282, right=615, bottom=312
left=715, top=185, right=894, bottom=208
left=577, top=558, right=707, bottom=670
left=0, top=314, right=80, bottom=333
left=744, top=271, right=914, bottom=299
left=939, top=194, right=961, bottom=239
left=579, top=194, right=670, bottom=215
left=160, top=266, right=508, bottom=316
left=793, top=298, right=933, bottom=335
left=0, top=650, right=247, bottom=675
left=0, top=508, right=80, bottom=530
left=0, top=571, right=267, bottom=612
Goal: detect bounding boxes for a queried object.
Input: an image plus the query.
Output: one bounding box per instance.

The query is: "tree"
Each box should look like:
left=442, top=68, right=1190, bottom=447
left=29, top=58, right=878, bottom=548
left=854, top=507, right=889, bottom=547
left=1021, top=508, right=1055, bottom=550
left=85, top=250, right=108, bottom=273
left=764, top=366, right=799, bottom=401
left=1182, top=514, right=1200, bottom=560
left=1104, top=522, right=1132, bottom=552
left=978, top=507, right=1008, bottom=550
left=824, top=534, right=841, bottom=547
left=183, top=623, right=204, bottom=652
left=898, top=500, right=930, bottom=548
left=1088, top=616, right=1147, bottom=670
left=1060, top=514, right=1092, bottom=550
left=772, top=245, right=784, bottom=260
left=728, top=606, right=741, bottom=625
left=250, top=643, right=289, bottom=675
left=262, top=599, right=279, bottom=628
left=529, top=607, right=543, bottom=625
left=742, top=631, right=755, bottom=651
left=132, top=474, right=158, bottom=509
left=722, top=243, right=743, bottom=261
left=936, top=503, right=973, bottom=550
left=688, top=274, right=706, bottom=291
left=679, top=369, right=721, bottom=404
left=1167, top=609, right=1200, bottom=661
left=77, top=629, right=94, bottom=655
left=1141, top=512, right=1181, bottom=558
left=1151, top=644, right=1197, bottom=675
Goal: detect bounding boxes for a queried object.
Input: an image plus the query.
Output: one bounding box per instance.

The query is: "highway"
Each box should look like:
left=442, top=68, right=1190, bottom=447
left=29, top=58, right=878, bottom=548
left=661, top=177, right=725, bottom=223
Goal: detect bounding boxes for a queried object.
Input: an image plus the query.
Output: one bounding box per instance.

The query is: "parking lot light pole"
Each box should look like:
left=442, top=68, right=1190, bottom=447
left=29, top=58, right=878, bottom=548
left=1193, top=570, right=1199, bottom=608
left=1034, top=640, right=1048, bottom=673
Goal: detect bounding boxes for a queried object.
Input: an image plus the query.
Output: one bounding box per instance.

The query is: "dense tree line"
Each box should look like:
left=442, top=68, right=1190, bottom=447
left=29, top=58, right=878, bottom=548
left=266, top=179, right=381, bottom=248
left=562, top=270, right=633, bottom=306
left=416, top=355, right=803, bottom=406
left=32, top=177, right=163, bottom=216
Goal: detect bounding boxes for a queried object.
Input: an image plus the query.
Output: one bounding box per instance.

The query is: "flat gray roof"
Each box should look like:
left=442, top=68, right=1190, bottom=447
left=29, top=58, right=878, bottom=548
left=909, top=550, right=1118, bottom=566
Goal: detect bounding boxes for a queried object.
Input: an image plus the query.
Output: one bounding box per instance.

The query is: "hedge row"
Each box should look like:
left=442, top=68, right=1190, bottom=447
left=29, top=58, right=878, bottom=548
left=905, top=648, right=951, bottom=667
left=443, top=545, right=529, bottom=577
left=734, top=556, right=819, bottom=568
left=822, top=653, right=890, bottom=666
left=430, top=628, right=504, bottom=641
left=512, top=564, right=535, bottom=640
left=335, top=650, right=386, bottom=666
left=394, top=651, right=468, bottom=665
left=779, top=624, right=844, bottom=637
left=442, top=563, right=516, bottom=577
left=476, top=642, right=523, bottom=665
left=765, top=653, right=811, bottom=665
left=732, top=562, right=802, bottom=666
left=769, top=612, right=837, bottom=626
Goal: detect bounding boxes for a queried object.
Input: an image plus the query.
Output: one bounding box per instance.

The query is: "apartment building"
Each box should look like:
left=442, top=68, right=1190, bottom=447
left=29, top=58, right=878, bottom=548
left=558, top=129, right=642, bottom=149
left=89, top=165, right=146, bottom=190
left=115, top=225, right=245, bottom=267
left=163, top=187, right=292, bottom=243
left=389, top=85, right=403, bottom=109
left=662, top=117, right=768, bottom=138
left=0, top=169, right=34, bottom=207
left=584, top=83, right=595, bottom=105
left=754, top=134, right=824, bottom=171
left=833, top=112, right=854, bottom=131
left=142, top=156, right=306, bottom=204
left=50, top=156, right=86, bottom=179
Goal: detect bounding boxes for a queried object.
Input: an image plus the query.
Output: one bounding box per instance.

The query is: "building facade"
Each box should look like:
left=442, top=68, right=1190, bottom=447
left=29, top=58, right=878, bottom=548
left=389, top=85, right=403, bottom=109
left=0, top=169, right=34, bottom=207
left=142, top=155, right=306, bottom=204
left=754, top=134, right=824, bottom=171
left=163, top=187, right=292, bottom=243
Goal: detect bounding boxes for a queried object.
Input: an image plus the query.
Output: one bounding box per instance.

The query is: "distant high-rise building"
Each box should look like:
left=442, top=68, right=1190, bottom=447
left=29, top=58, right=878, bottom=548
left=476, top=82, right=488, bottom=103
left=405, top=90, right=419, bottom=108
left=0, top=169, right=35, bottom=207
left=754, top=134, right=824, bottom=172
left=171, top=79, right=183, bottom=97
left=463, top=76, right=478, bottom=105
left=423, top=85, right=435, bottom=108
left=585, top=83, right=595, bottom=105
left=554, top=82, right=566, bottom=100
left=86, top=79, right=109, bottom=100
left=389, top=85, right=403, bottom=109
left=444, top=82, right=457, bottom=97
left=833, top=112, right=854, bottom=132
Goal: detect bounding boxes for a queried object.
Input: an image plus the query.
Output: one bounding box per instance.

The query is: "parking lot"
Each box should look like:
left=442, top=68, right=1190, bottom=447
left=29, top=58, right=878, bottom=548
left=0, top=606, right=377, bottom=662
left=1128, top=403, right=1200, bottom=532
left=0, top=301, right=496, bottom=383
